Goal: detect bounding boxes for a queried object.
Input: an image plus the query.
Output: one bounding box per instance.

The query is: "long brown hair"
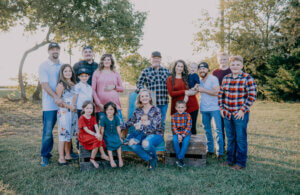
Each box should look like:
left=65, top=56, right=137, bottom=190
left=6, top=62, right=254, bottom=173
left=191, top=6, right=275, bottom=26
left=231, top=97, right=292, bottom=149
left=98, top=53, right=115, bottom=71
left=171, top=60, right=189, bottom=89
left=57, top=64, right=76, bottom=91
left=81, top=100, right=95, bottom=116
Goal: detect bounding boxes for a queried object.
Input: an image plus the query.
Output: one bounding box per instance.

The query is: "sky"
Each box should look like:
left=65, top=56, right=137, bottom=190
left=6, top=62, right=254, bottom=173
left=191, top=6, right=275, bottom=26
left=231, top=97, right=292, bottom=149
left=0, top=0, right=219, bottom=86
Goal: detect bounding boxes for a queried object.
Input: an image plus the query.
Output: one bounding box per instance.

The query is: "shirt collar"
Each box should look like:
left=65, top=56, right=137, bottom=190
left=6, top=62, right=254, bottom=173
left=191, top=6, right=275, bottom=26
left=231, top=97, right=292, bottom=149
left=229, top=71, right=244, bottom=79
left=47, top=58, right=61, bottom=66
left=175, top=112, right=187, bottom=116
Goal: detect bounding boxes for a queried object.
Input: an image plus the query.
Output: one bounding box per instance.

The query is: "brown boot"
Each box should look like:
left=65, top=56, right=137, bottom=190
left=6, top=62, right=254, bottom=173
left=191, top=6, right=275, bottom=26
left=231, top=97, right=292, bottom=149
left=231, top=164, right=244, bottom=170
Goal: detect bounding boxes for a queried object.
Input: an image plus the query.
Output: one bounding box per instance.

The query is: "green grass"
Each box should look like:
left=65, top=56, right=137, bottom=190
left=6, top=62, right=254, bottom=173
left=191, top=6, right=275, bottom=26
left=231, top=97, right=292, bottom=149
left=0, top=96, right=299, bottom=194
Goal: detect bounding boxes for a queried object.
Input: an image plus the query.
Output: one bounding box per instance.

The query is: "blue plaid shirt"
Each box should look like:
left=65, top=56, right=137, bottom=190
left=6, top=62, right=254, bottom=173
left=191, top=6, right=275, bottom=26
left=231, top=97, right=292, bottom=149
left=136, top=66, right=171, bottom=106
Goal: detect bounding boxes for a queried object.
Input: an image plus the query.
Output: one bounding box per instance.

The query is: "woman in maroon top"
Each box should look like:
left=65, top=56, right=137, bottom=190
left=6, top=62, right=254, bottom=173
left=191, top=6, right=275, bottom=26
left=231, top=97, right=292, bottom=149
left=167, top=60, right=199, bottom=133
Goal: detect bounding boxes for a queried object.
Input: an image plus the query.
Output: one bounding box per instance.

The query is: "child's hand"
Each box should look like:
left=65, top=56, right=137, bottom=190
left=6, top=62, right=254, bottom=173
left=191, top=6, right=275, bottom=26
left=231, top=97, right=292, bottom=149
left=95, top=133, right=102, bottom=141
left=70, top=105, right=76, bottom=112
left=178, top=134, right=183, bottom=143
left=134, top=123, right=141, bottom=130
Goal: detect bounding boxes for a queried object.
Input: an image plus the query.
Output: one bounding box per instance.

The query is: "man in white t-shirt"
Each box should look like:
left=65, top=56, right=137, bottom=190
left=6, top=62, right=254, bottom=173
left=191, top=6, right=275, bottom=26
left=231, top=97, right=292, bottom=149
left=38, top=42, right=63, bottom=167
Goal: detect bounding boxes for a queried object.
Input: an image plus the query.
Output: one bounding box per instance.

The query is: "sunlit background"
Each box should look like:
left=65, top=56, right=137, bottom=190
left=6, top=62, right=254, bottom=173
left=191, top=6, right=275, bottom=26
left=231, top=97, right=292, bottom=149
left=0, top=0, right=219, bottom=86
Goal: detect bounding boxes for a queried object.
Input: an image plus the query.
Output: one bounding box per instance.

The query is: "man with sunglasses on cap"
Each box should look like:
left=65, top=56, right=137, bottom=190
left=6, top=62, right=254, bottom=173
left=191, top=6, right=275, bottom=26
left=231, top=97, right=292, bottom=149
left=136, top=51, right=171, bottom=131
left=196, top=62, right=224, bottom=160
left=38, top=42, right=63, bottom=166
left=73, top=46, right=98, bottom=85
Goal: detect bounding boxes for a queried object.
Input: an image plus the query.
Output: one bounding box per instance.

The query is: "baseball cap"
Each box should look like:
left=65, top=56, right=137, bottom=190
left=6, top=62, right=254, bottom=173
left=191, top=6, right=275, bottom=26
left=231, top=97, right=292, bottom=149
left=48, top=42, right=60, bottom=50
left=77, top=68, right=90, bottom=75
left=83, top=45, right=93, bottom=51
left=151, top=51, right=162, bottom=58
left=198, top=62, right=209, bottom=69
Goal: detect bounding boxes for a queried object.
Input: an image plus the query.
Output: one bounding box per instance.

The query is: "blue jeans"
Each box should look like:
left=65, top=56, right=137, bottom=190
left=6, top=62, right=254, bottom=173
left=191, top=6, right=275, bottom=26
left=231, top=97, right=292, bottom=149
left=224, top=112, right=249, bottom=167
left=157, top=104, right=168, bottom=131
left=129, top=134, right=163, bottom=161
left=201, top=110, right=224, bottom=155
left=173, top=135, right=191, bottom=160
left=97, top=110, right=124, bottom=125
left=40, top=110, right=57, bottom=158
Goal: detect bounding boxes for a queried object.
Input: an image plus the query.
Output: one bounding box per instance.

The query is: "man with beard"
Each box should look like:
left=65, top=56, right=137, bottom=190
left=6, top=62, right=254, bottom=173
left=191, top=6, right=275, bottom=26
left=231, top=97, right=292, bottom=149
left=38, top=42, right=63, bottom=166
left=196, top=62, right=224, bottom=159
left=73, top=46, right=98, bottom=85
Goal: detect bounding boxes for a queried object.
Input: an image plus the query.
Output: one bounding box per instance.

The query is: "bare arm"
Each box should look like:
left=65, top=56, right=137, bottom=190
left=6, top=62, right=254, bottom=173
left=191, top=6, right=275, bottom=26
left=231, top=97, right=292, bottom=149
left=41, top=82, right=64, bottom=106
left=198, top=85, right=219, bottom=96
left=83, top=127, right=96, bottom=136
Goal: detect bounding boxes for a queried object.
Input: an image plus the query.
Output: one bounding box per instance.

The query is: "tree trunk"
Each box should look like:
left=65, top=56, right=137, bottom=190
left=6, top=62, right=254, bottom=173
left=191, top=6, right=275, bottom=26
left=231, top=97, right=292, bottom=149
left=220, top=0, right=225, bottom=51
left=32, top=81, right=42, bottom=100
left=18, top=29, right=51, bottom=101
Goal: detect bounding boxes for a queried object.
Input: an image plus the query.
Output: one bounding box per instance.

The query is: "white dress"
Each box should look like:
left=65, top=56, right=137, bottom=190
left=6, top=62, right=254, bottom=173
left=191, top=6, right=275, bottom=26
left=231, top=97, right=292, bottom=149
left=57, top=87, right=78, bottom=142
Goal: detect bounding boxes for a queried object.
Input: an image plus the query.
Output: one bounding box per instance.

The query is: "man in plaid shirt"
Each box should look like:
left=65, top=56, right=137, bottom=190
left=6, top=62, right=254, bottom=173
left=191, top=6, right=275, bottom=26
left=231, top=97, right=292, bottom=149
left=136, top=51, right=171, bottom=131
left=218, top=55, right=257, bottom=170
left=171, top=101, right=192, bottom=167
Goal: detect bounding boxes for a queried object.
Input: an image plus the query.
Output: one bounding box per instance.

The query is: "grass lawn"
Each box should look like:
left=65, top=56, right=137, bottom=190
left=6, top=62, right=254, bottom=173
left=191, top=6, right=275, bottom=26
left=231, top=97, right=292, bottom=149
left=0, top=91, right=299, bottom=194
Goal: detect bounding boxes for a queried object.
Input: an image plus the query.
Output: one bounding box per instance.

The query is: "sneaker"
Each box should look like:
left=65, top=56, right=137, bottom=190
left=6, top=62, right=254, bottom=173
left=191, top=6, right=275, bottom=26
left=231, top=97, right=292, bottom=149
left=206, top=152, right=214, bottom=157
left=176, top=159, right=184, bottom=168
left=216, top=155, right=225, bottom=162
left=148, top=158, right=157, bottom=171
left=70, top=153, right=79, bottom=160
left=41, top=157, right=49, bottom=167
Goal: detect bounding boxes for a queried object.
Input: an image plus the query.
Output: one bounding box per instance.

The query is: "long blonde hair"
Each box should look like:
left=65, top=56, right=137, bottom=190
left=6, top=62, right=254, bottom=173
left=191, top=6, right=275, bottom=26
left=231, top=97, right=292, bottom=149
left=136, top=89, right=154, bottom=109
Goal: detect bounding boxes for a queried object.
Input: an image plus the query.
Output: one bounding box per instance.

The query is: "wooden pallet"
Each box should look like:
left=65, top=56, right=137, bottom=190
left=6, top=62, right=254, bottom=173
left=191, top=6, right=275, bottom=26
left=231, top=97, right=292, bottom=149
left=165, top=134, right=207, bottom=167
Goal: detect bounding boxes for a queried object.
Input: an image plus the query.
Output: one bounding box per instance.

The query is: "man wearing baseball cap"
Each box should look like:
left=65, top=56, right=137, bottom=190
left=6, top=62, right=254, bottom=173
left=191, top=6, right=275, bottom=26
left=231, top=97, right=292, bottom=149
left=136, top=51, right=171, bottom=131
left=73, top=46, right=98, bottom=85
left=38, top=42, right=63, bottom=166
left=197, top=62, right=224, bottom=159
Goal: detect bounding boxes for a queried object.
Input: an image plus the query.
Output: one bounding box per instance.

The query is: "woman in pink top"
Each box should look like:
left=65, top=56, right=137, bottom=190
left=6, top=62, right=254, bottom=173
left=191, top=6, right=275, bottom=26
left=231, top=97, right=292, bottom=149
left=92, top=54, right=124, bottom=124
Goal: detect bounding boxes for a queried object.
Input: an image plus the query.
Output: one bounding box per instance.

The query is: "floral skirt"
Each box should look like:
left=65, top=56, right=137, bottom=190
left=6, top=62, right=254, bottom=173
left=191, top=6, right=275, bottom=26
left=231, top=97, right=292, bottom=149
left=57, top=108, right=78, bottom=142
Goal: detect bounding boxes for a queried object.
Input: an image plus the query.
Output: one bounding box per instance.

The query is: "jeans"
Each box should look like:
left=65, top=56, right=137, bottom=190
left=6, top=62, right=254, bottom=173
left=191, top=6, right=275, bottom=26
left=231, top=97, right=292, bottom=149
left=201, top=110, right=224, bottom=155
left=77, top=109, right=82, bottom=118
left=97, top=110, right=124, bottom=125
left=40, top=110, right=57, bottom=158
left=189, top=110, right=199, bottom=134
left=173, top=135, right=191, bottom=160
left=157, top=104, right=168, bottom=131
left=224, top=112, right=249, bottom=168
left=221, top=117, right=226, bottom=149
left=129, top=134, right=164, bottom=161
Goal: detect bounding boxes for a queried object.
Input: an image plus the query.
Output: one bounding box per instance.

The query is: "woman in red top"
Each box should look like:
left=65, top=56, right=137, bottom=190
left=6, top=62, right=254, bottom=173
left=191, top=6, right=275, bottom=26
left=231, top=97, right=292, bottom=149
left=78, top=101, right=109, bottom=168
left=167, top=60, right=199, bottom=133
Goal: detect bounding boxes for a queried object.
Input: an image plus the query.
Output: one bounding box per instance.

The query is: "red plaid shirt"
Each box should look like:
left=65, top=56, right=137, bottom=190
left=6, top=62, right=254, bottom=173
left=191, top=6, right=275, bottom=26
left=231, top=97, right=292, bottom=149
left=171, top=112, right=192, bottom=136
left=218, top=72, right=257, bottom=119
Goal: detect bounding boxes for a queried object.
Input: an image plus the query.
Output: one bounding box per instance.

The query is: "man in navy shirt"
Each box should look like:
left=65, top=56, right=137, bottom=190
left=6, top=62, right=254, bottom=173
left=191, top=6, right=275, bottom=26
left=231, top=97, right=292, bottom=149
left=73, top=46, right=98, bottom=85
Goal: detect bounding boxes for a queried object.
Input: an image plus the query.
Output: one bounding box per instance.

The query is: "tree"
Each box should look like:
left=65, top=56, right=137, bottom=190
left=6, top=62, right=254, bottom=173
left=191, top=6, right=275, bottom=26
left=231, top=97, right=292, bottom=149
left=118, top=53, right=150, bottom=86
left=0, top=0, right=146, bottom=100
left=193, top=0, right=300, bottom=100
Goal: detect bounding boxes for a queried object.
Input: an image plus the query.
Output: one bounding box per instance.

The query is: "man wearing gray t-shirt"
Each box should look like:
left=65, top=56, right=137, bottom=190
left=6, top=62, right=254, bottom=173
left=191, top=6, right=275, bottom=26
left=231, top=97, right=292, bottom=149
left=197, top=62, right=224, bottom=159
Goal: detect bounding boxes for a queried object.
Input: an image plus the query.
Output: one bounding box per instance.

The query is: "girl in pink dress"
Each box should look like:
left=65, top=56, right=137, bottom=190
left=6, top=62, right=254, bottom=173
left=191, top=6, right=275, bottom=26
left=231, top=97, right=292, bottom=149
left=92, top=54, right=124, bottom=124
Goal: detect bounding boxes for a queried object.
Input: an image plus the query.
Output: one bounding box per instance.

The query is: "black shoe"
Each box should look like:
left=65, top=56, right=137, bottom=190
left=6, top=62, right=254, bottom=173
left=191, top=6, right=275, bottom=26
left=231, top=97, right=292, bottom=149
left=206, top=152, right=214, bottom=157
left=216, top=155, right=225, bottom=162
left=148, top=158, right=157, bottom=171
left=58, top=161, right=68, bottom=166
left=176, top=159, right=184, bottom=168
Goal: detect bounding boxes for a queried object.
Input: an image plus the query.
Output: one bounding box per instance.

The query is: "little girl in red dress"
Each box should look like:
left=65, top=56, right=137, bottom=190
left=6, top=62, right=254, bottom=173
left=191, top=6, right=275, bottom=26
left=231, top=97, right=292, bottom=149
left=78, top=101, right=109, bottom=168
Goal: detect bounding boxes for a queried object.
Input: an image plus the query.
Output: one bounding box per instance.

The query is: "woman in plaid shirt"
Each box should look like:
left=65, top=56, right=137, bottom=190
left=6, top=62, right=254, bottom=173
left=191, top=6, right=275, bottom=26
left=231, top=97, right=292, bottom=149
left=218, top=56, right=257, bottom=170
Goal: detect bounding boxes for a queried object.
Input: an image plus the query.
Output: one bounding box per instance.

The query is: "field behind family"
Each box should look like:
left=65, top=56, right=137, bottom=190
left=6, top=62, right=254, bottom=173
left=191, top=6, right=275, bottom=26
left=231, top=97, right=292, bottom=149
left=0, top=89, right=299, bottom=194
